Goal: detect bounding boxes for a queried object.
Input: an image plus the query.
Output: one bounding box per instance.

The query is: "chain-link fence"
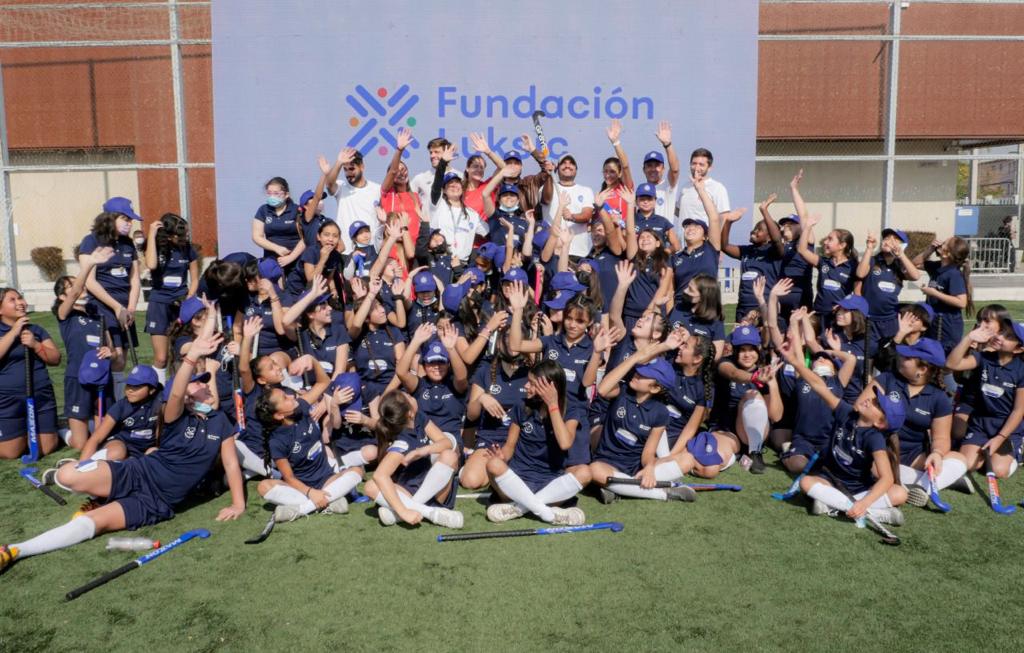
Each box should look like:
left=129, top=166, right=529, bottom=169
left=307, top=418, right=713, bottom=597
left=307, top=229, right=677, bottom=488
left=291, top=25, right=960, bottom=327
left=1, top=1, right=1022, bottom=308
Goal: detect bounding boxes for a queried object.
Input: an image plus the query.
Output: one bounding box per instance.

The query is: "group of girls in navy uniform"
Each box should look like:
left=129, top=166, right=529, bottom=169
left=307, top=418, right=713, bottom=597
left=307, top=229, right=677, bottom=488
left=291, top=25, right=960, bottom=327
left=2, top=121, right=1022, bottom=573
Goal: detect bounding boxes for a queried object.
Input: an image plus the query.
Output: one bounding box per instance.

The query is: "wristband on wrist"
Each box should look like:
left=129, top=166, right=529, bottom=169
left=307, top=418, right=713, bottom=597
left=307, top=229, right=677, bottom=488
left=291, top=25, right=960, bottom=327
left=548, top=404, right=560, bottom=413
left=183, top=356, right=198, bottom=367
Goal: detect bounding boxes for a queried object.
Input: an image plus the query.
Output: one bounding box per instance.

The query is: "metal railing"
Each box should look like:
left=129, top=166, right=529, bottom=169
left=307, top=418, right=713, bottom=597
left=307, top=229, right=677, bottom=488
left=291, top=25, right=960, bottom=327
left=966, top=237, right=1014, bottom=274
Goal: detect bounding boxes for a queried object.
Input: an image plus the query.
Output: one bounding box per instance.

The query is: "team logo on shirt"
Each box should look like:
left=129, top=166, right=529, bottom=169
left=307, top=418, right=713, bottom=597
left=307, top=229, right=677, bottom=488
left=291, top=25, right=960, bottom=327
left=264, top=216, right=273, bottom=224
left=184, top=426, right=197, bottom=440
left=124, top=417, right=135, bottom=427
left=422, top=390, right=432, bottom=400
left=548, top=350, right=559, bottom=360
left=822, top=264, right=830, bottom=273
left=489, top=384, right=501, bottom=395
left=873, top=267, right=881, bottom=276
left=345, top=84, right=421, bottom=159
left=578, top=195, right=584, bottom=202
left=292, top=442, right=302, bottom=454
left=522, top=421, right=534, bottom=434
left=888, top=391, right=901, bottom=403
left=616, top=406, right=627, bottom=419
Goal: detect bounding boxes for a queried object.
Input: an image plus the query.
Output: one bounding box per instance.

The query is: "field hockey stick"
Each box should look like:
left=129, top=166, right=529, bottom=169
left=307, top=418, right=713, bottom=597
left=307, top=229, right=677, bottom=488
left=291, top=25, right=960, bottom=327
left=97, top=314, right=107, bottom=420
left=771, top=450, right=819, bottom=501
left=125, top=319, right=139, bottom=368
left=294, top=329, right=314, bottom=389
left=530, top=110, right=550, bottom=160
left=20, top=336, right=39, bottom=464
left=224, top=315, right=246, bottom=432
left=982, top=449, right=1016, bottom=515
left=245, top=514, right=275, bottom=545
left=66, top=528, right=211, bottom=600
left=19, top=467, right=66, bottom=506
left=437, top=521, right=623, bottom=543
left=832, top=478, right=901, bottom=546
left=605, top=478, right=742, bottom=492
left=926, top=464, right=951, bottom=513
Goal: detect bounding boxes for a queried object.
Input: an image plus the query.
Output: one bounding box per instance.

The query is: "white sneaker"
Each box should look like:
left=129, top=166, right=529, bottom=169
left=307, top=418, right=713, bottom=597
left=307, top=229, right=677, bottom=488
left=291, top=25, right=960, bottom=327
left=550, top=507, right=586, bottom=526
left=868, top=507, right=904, bottom=527
left=949, top=475, right=974, bottom=495
left=906, top=484, right=929, bottom=507
left=486, top=503, right=525, bottom=523
left=378, top=506, right=397, bottom=526
left=667, top=485, right=697, bottom=502
left=273, top=505, right=304, bottom=523
left=322, top=496, right=348, bottom=515
left=430, top=508, right=464, bottom=529
left=809, top=498, right=830, bottom=515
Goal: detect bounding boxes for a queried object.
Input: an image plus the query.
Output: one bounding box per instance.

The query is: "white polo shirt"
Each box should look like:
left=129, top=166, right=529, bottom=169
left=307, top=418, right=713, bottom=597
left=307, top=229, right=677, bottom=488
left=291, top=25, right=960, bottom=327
left=544, top=181, right=595, bottom=258
left=333, top=178, right=381, bottom=253
left=677, top=177, right=730, bottom=234
left=428, top=200, right=487, bottom=260
left=411, top=166, right=460, bottom=212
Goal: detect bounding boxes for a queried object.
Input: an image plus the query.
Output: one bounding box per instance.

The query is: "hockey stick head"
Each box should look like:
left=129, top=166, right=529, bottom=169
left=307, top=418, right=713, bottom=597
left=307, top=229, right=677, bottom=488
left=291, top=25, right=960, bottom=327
left=609, top=522, right=625, bottom=533
left=531, top=110, right=545, bottom=120
left=18, top=467, right=42, bottom=487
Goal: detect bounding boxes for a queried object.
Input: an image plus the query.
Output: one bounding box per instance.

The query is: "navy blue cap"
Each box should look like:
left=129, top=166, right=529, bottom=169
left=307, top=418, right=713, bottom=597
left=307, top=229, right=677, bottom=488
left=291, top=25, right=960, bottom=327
left=498, top=183, right=519, bottom=197
left=328, top=371, right=363, bottom=412
left=103, top=196, right=142, bottom=221
left=578, top=258, right=599, bottom=273
left=503, top=151, right=523, bottom=162
left=730, top=325, right=762, bottom=347
left=78, top=349, right=111, bottom=386
left=686, top=431, right=723, bottom=466
left=634, top=357, right=677, bottom=388
left=442, top=282, right=467, bottom=313
left=299, top=189, right=327, bottom=207
left=836, top=294, right=869, bottom=316
left=478, top=242, right=501, bottom=261
left=635, top=183, right=657, bottom=199
left=413, top=271, right=436, bottom=293
left=296, top=288, right=331, bottom=307
left=125, top=364, right=159, bottom=388
left=551, top=271, right=586, bottom=293
left=1003, top=318, right=1024, bottom=345
left=895, top=338, right=946, bottom=367
left=221, top=251, right=256, bottom=267
left=681, top=217, right=709, bottom=232
left=643, top=150, right=665, bottom=165
left=422, top=339, right=450, bottom=364
left=544, top=290, right=578, bottom=311
left=779, top=214, right=800, bottom=225
left=503, top=267, right=529, bottom=284
left=882, top=228, right=909, bottom=244
left=257, top=258, right=283, bottom=282
left=915, top=301, right=935, bottom=323
left=533, top=228, right=550, bottom=250
left=465, top=267, right=486, bottom=285
left=442, top=172, right=461, bottom=186
left=162, top=371, right=212, bottom=401
left=875, top=386, right=907, bottom=432
left=348, top=220, right=370, bottom=240
left=178, top=296, right=204, bottom=324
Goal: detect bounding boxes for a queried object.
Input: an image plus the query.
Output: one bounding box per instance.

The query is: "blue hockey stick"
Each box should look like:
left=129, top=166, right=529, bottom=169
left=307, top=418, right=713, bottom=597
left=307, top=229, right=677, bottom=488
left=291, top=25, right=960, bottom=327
left=66, top=529, right=211, bottom=600
left=438, top=522, right=624, bottom=542
left=771, top=450, right=819, bottom=501
left=926, top=465, right=951, bottom=513
left=20, top=346, right=39, bottom=464
left=606, top=478, right=741, bottom=492
left=983, top=449, right=1016, bottom=515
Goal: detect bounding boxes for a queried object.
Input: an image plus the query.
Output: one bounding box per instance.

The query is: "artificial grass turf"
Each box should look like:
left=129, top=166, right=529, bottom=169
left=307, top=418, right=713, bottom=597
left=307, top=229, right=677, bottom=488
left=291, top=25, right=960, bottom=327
left=4, top=306, right=1024, bottom=651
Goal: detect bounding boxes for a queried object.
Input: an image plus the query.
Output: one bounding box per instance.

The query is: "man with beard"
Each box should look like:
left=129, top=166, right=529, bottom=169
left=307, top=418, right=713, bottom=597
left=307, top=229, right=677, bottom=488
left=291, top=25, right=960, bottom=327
left=411, top=137, right=460, bottom=211
left=326, top=147, right=382, bottom=253
left=543, top=154, right=595, bottom=259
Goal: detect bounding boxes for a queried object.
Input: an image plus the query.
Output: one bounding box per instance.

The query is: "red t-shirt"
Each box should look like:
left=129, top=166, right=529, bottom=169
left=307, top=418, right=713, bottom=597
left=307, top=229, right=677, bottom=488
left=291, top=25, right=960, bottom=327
left=464, top=176, right=495, bottom=220
left=380, top=190, right=421, bottom=277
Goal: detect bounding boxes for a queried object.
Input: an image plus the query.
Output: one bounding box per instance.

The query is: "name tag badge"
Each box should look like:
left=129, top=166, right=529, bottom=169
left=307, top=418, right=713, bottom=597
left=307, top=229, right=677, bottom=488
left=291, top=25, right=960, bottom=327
left=110, top=266, right=127, bottom=278
left=823, top=279, right=841, bottom=290
left=615, top=428, right=638, bottom=446
left=981, top=383, right=1005, bottom=399
left=163, top=275, right=183, bottom=288
left=564, top=368, right=577, bottom=383
left=741, top=271, right=759, bottom=281
left=85, top=334, right=101, bottom=346
left=877, top=281, right=897, bottom=293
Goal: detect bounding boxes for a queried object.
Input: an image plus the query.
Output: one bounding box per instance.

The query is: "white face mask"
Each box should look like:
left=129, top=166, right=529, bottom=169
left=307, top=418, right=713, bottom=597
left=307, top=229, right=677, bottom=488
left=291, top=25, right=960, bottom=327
left=134, top=238, right=145, bottom=247
left=192, top=401, right=214, bottom=415
left=812, top=365, right=835, bottom=377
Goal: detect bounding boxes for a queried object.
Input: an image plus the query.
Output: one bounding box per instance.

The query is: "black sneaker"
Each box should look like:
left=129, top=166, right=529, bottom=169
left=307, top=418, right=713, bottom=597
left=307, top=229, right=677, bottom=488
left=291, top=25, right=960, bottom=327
left=750, top=451, right=766, bottom=474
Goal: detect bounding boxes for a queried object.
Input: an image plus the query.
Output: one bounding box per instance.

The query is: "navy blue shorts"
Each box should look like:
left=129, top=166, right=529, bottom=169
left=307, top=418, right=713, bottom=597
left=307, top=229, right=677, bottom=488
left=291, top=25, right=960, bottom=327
left=588, top=396, right=609, bottom=429
left=509, top=460, right=560, bottom=493
left=64, top=375, right=112, bottom=421
left=0, top=384, right=58, bottom=441
left=564, top=403, right=592, bottom=466
left=781, top=435, right=821, bottom=460
left=817, top=467, right=871, bottom=497
left=474, top=427, right=508, bottom=451
left=111, top=433, right=156, bottom=458
left=593, top=450, right=641, bottom=477
left=107, top=458, right=175, bottom=530
left=899, top=439, right=926, bottom=466
left=333, top=430, right=376, bottom=456
left=145, top=299, right=181, bottom=336
left=962, top=416, right=1024, bottom=461
left=395, top=470, right=457, bottom=509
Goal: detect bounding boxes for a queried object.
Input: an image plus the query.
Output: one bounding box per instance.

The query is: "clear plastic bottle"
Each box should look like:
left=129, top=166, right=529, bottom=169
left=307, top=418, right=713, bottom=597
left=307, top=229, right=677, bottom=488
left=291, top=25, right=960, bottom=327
left=105, top=537, right=159, bottom=551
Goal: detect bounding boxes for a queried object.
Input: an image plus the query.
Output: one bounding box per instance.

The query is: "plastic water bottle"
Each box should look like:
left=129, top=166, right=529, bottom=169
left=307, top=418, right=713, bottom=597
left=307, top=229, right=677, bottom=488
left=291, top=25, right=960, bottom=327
left=105, top=537, right=160, bottom=551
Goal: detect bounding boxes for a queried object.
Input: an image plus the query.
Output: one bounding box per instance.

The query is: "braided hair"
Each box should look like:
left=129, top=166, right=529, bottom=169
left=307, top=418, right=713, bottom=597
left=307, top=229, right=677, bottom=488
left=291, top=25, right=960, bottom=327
left=255, top=387, right=280, bottom=471
left=691, top=335, right=717, bottom=414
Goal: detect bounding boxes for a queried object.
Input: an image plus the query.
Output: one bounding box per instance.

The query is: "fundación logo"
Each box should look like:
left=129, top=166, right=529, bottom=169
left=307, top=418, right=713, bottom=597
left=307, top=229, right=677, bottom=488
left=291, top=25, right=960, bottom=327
left=347, top=83, right=656, bottom=160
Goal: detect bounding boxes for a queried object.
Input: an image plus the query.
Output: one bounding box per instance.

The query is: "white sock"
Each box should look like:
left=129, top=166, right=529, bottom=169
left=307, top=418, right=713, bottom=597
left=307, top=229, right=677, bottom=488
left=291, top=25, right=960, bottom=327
left=154, top=366, right=167, bottom=385
left=533, top=474, right=583, bottom=505
left=655, top=460, right=684, bottom=482
left=493, top=470, right=556, bottom=521
left=412, top=463, right=455, bottom=504
left=281, top=374, right=304, bottom=391
left=324, top=471, right=361, bottom=501
left=807, top=483, right=853, bottom=512
left=741, top=399, right=768, bottom=453
left=265, top=484, right=317, bottom=514
left=91, top=449, right=110, bottom=461
left=341, top=450, right=368, bottom=468
left=59, top=428, right=72, bottom=446
left=607, top=471, right=667, bottom=501
left=899, top=464, right=919, bottom=486
left=375, top=491, right=439, bottom=523
left=235, top=441, right=273, bottom=477
left=656, top=433, right=671, bottom=458
left=919, top=458, right=968, bottom=491
left=14, top=516, right=96, bottom=557
left=1010, top=460, right=1019, bottom=478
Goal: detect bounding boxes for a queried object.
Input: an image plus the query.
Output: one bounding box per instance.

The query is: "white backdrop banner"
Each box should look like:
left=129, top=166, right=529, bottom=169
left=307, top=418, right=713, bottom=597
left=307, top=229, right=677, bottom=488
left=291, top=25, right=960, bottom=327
left=212, top=0, right=759, bottom=255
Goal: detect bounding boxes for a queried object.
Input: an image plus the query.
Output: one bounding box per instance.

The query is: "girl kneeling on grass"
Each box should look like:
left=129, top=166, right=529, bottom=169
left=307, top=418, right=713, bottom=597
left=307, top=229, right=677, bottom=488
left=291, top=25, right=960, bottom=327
left=77, top=364, right=162, bottom=462
left=483, top=360, right=587, bottom=525
left=362, top=390, right=464, bottom=529
left=777, top=341, right=908, bottom=526
left=946, top=319, right=1024, bottom=479
left=589, top=345, right=698, bottom=504
left=1, top=334, right=245, bottom=572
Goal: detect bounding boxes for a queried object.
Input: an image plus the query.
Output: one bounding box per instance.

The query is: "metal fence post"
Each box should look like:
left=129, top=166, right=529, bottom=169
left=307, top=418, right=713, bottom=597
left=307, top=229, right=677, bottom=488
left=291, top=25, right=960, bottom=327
left=881, top=1, right=903, bottom=230
left=168, top=0, right=191, bottom=222
left=0, top=63, right=17, bottom=289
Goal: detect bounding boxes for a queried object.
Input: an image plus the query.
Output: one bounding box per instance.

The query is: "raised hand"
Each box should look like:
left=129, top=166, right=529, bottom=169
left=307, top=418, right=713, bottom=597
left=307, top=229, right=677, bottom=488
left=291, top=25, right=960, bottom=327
left=770, top=278, right=793, bottom=297
left=752, top=276, right=766, bottom=303
left=440, top=144, right=456, bottom=163
left=242, top=316, right=263, bottom=339
left=83, top=246, right=115, bottom=267
left=469, top=132, right=490, bottom=154
left=534, top=376, right=560, bottom=408
left=412, top=322, right=436, bottom=345
left=337, top=147, right=356, bottom=166
left=759, top=193, right=777, bottom=212
left=968, top=324, right=995, bottom=344
left=615, top=260, right=637, bottom=286
left=865, top=231, right=877, bottom=252
left=189, top=332, right=224, bottom=359
left=485, top=310, right=508, bottom=333
left=790, top=168, right=804, bottom=189
left=507, top=281, right=529, bottom=311
left=367, top=276, right=383, bottom=297
left=606, top=119, right=622, bottom=144
left=664, top=327, right=686, bottom=351
left=722, top=208, right=747, bottom=224
left=655, top=120, right=672, bottom=147
left=438, top=322, right=458, bottom=349
left=824, top=328, right=842, bottom=352
left=318, top=154, right=331, bottom=175
left=804, top=213, right=821, bottom=229
left=395, top=127, right=413, bottom=151
left=519, top=133, right=536, bottom=154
